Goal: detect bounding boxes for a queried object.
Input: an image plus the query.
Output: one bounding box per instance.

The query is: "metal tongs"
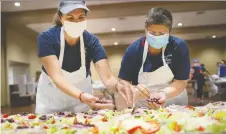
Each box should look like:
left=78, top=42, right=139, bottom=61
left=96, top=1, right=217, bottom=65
left=131, top=105, right=137, bottom=115
left=135, top=85, right=164, bottom=109
left=130, top=86, right=150, bottom=115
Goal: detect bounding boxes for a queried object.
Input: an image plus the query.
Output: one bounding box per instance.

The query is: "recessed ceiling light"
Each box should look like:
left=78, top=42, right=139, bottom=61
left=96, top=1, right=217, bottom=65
left=212, top=35, right=216, bottom=38
left=111, top=28, right=116, bottom=31
left=178, top=23, right=183, bottom=27
left=14, top=2, right=20, bottom=7
left=114, top=42, right=118, bottom=45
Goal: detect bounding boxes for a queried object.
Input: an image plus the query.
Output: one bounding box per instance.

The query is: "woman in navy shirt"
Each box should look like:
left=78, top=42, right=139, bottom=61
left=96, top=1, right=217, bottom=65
left=36, top=1, right=134, bottom=114
left=118, top=7, right=190, bottom=109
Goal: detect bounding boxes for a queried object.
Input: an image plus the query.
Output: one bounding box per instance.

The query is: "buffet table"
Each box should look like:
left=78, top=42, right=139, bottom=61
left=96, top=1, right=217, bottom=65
left=1, top=102, right=226, bottom=134
left=213, top=78, right=226, bottom=101
left=214, top=78, right=226, bottom=90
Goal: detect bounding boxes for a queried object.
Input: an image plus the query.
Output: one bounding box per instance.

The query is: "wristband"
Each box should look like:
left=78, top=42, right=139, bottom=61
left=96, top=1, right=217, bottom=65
left=79, top=92, right=85, bottom=103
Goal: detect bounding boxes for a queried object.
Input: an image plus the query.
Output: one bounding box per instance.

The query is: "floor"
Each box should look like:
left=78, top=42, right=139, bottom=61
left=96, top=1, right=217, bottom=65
left=1, top=104, right=36, bottom=115
left=1, top=94, right=212, bottom=115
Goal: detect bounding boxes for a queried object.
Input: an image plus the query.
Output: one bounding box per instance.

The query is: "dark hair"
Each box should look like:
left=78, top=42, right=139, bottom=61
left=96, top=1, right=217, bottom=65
left=145, top=7, right=173, bottom=30
left=53, top=10, right=63, bottom=27
left=221, top=60, right=226, bottom=64
left=53, top=9, right=88, bottom=27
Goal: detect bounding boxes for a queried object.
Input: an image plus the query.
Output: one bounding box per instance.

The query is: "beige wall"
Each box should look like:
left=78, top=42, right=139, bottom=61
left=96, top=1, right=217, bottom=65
left=91, top=46, right=127, bottom=80
left=1, top=26, right=42, bottom=106
left=6, top=27, right=42, bottom=79
left=188, top=41, right=226, bottom=74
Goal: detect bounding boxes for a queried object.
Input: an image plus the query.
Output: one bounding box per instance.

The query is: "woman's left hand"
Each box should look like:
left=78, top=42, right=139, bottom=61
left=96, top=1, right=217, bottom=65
left=147, top=91, right=167, bottom=109
left=116, top=80, right=134, bottom=107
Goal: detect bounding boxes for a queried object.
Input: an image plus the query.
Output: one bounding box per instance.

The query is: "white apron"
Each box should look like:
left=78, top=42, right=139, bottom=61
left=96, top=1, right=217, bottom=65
left=136, top=39, right=188, bottom=108
left=35, top=27, right=92, bottom=114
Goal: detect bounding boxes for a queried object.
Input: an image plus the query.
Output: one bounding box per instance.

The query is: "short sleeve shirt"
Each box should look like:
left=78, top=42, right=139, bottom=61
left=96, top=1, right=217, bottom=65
left=37, top=26, right=107, bottom=76
left=119, top=36, right=190, bottom=85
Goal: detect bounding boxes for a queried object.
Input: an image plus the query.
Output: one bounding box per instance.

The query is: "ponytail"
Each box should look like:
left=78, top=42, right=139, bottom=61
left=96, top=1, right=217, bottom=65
left=53, top=10, right=63, bottom=26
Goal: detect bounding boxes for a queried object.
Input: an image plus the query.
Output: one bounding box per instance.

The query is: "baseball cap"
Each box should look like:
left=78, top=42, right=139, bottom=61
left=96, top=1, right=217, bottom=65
left=59, top=1, right=90, bottom=14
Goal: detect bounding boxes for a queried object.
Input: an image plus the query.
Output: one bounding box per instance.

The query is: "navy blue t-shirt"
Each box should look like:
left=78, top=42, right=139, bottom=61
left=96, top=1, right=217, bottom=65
left=37, top=26, right=107, bottom=76
left=119, top=36, right=190, bottom=85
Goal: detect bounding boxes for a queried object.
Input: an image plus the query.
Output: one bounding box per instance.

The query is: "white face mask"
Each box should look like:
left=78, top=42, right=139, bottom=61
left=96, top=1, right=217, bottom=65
left=63, top=20, right=87, bottom=38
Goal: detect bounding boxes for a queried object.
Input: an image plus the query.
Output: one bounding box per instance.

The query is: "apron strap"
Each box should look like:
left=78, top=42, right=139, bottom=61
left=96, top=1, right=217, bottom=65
left=80, top=33, right=86, bottom=67
left=139, top=39, right=149, bottom=73
left=59, top=27, right=86, bottom=68
left=59, top=27, right=65, bottom=67
left=139, top=40, right=167, bottom=73
left=161, top=46, right=167, bottom=65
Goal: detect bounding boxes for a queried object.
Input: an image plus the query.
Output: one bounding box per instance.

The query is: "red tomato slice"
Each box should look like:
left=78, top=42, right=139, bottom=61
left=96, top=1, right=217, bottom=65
left=173, top=122, right=181, bottom=132
left=28, top=115, right=36, bottom=119
left=43, top=126, right=48, bottom=129
left=101, top=116, right=108, bottom=122
left=197, top=112, right=205, bottom=117
left=197, top=126, right=205, bottom=131
left=128, top=126, right=142, bottom=134
left=52, top=120, right=55, bottom=124
left=167, top=114, right=172, bottom=118
left=92, top=126, right=99, bottom=134
left=2, top=114, right=8, bottom=118
left=185, top=106, right=195, bottom=110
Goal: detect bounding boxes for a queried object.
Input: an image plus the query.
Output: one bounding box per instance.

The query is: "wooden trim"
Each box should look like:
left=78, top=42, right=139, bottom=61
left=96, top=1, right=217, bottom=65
left=1, top=13, right=10, bottom=106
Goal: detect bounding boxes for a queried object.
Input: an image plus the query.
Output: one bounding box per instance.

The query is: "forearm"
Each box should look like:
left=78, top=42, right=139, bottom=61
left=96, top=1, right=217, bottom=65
left=40, top=56, right=84, bottom=100
left=102, top=74, right=118, bottom=93
left=51, top=74, right=83, bottom=99
left=161, top=80, right=188, bottom=99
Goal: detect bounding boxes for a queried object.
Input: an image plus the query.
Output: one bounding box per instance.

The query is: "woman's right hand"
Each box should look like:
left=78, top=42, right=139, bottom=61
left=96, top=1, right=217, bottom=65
left=135, top=84, right=150, bottom=99
left=81, top=93, right=114, bottom=110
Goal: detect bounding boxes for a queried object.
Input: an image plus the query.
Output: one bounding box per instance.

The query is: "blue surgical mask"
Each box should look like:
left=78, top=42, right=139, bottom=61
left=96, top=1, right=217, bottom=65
left=146, top=32, right=169, bottom=49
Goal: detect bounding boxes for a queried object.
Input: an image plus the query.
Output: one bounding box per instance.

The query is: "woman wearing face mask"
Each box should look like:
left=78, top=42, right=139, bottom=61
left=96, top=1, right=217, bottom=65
left=36, top=1, right=134, bottom=114
left=118, top=7, right=190, bottom=109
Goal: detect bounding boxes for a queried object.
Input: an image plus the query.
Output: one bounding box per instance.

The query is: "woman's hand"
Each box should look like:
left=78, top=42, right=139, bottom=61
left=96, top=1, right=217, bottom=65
left=94, top=59, right=135, bottom=107
left=135, top=84, right=150, bottom=99
left=147, top=91, right=167, bottom=109
left=116, top=80, right=134, bottom=107
left=81, top=93, right=114, bottom=110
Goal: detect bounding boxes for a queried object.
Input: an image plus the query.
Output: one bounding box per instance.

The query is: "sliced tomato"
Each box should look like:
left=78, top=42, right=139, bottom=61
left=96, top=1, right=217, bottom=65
left=174, top=124, right=181, bottom=132
left=28, top=115, right=36, bottom=119
left=43, top=126, right=48, bottom=129
left=197, top=126, right=205, bottom=131
left=197, top=112, right=205, bottom=117
left=2, top=114, right=8, bottom=118
left=85, top=119, right=89, bottom=124
left=185, top=106, right=195, bottom=110
left=101, top=116, right=108, bottom=122
left=167, top=114, right=172, bottom=118
left=170, top=121, right=181, bottom=132
left=92, top=126, right=99, bottom=134
left=52, top=120, right=56, bottom=124
left=128, top=126, right=142, bottom=134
